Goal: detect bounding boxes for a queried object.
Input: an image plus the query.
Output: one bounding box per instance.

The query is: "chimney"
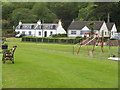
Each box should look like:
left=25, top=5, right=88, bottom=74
left=37, top=19, right=41, bottom=25
left=19, top=20, right=22, bottom=25
left=58, top=19, right=62, bottom=27
left=72, top=19, right=75, bottom=22
left=107, top=13, right=110, bottom=23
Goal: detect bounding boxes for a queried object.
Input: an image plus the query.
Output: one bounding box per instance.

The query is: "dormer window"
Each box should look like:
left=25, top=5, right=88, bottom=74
left=50, top=25, right=56, bottom=29
left=31, top=25, right=34, bottom=29
left=41, top=25, right=43, bottom=29
left=52, top=25, right=56, bottom=29
left=20, top=25, right=23, bottom=29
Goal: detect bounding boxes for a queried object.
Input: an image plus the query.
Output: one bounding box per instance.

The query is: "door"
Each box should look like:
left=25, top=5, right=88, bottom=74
left=44, top=31, right=47, bottom=37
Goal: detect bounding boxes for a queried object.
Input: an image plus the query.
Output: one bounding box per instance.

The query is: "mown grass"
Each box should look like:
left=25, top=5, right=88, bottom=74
left=0, top=54, right=2, bottom=89
left=2, top=38, right=118, bottom=88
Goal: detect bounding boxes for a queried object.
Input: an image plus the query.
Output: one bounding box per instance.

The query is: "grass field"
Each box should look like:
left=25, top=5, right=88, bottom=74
left=2, top=38, right=118, bottom=88
left=0, top=54, right=2, bottom=89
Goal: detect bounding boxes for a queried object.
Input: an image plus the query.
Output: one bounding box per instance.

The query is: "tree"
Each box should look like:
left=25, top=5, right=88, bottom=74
left=2, top=2, right=15, bottom=20
left=11, top=8, right=37, bottom=26
left=12, top=2, right=35, bottom=9
left=32, top=2, right=58, bottom=23
left=2, top=19, right=10, bottom=29
left=48, top=2, right=80, bottom=29
left=76, top=3, right=97, bottom=21
left=88, top=22, right=95, bottom=33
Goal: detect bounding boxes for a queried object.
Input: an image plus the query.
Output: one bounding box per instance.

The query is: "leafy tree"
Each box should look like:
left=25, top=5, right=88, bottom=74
left=12, top=2, right=35, bottom=9
left=48, top=2, right=80, bottom=29
left=88, top=22, right=95, bottom=37
left=93, top=2, right=115, bottom=21
left=110, top=2, right=120, bottom=32
left=11, top=8, right=37, bottom=26
left=76, top=3, right=97, bottom=21
left=32, top=2, right=58, bottom=23
left=2, top=2, right=15, bottom=20
left=2, top=19, right=10, bottom=29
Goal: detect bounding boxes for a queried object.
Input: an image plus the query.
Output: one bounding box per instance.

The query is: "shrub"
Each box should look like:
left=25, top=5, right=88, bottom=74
left=52, top=34, right=67, bottom=38
left=110, top=38, right=117, bottom=40
left=2, top=37, right=6, bottom=41
left=22, top=36, right=82, bottom=44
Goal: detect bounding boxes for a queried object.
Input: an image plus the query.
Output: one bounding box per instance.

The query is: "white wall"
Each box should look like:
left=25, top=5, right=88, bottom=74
left=16, top=29, right=35, bottom=36
left=68, top=30, right=81, bottom=37
left=16, top=29, right=57, bottom=37
left=81, top=26, right=90, bottom=31
left=42, top=30, right=56, bottom=37
left=111, top=24, right=117, bottom=38
left=100, top=22, right=109, bottom=37
left=68, top=26, right=90, bottom=37
left=56, top=21, right=66, bottom=34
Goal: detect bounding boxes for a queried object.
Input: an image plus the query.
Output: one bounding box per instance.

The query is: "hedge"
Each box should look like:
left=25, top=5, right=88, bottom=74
left=52, top=34, right=67, bottom=37
left=22, top=36, right=116, bottom=44
left=22, top=36, right=82, bottom=44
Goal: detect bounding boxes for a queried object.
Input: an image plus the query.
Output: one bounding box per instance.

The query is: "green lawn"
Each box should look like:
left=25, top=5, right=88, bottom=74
left=2, top=38, right=118, bottom=88
left=0, top=54, right=2, bottom=89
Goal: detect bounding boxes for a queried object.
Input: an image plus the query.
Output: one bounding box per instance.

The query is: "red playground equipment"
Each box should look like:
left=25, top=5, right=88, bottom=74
left=77, top=33, right=104, bottom=56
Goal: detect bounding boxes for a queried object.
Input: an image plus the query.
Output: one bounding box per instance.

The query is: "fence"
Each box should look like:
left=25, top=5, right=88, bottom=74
left=1, top=35, right=15, bottom=38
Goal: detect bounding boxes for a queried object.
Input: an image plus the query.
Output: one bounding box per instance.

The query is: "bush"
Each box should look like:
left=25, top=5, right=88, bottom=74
left=2, top=37, right=6, bottom=41
left=110, top=38, right=117, bottom=40
left=22, top=36, right=82, bottom=44
left=52, top=34, right=67, bottom=38
left=75, top=36, right=81, bottom=39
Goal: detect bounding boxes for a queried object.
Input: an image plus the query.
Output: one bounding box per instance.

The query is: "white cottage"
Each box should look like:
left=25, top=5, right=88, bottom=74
left=15, top=20, right=66, bottom=37
left=106, top=23, right=117, bottom=38
left=67, top=21, right=117, bottom=38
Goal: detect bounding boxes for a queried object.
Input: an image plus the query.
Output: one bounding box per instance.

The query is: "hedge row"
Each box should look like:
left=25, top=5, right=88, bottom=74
left=22, top=36, right=117, bottom=44
left=22, top=37, right=82, bottom=44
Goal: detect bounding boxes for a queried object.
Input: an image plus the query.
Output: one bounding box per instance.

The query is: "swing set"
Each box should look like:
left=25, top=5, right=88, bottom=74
left=77, top=33, right=104, bottom=56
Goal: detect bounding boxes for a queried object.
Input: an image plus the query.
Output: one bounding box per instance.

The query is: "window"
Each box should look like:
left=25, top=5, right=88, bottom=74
left=39, top=31, right=41, bottom=35
left=20, top=25, right=23, bottom=29
left=112, top=31, right=114, bottom=35
left=41, top=25, right=43, bottom=29
left=80, top=30, right=90, bottom=35
left=29, top=31, right=31, bottom=35
left=71, top=31, right=76, bottom=34
left=22, top=31, right=25, bottom=34
left=31, top=25, right=34, bottom=29
left=52, top=25, right=56, bottom=29
left=105, top=32, right=108, bottom=35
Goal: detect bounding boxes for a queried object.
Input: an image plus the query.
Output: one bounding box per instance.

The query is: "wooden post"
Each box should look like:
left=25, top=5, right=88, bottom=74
left=73, top=46, right=74, bottom=55
left=101, top=30, right=104, bottom=52
left=77, top=45, right=81, bottom=54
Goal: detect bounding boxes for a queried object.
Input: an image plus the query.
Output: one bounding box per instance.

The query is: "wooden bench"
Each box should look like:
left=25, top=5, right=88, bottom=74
left=2, top=46, right=17, bottom=64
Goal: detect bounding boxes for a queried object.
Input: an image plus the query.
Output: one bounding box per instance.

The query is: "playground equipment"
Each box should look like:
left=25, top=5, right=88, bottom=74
left=77, top=33, right=104, bottom=56
left=2, top=46, right=17, bottom=64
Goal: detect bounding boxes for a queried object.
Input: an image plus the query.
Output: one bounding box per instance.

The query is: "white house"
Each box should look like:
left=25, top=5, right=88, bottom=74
left=106, top=23, right=117, bottom=38
left=15, top=20, right=66, bottom=37
left=67, top=21, right=117, bottom=38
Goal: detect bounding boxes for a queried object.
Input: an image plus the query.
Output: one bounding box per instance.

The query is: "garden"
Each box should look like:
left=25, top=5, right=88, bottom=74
left=1, top=38, right=118, bottom=88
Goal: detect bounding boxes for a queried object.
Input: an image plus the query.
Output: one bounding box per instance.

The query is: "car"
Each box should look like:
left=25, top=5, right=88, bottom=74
left=16, top=34, right=26, bottom=38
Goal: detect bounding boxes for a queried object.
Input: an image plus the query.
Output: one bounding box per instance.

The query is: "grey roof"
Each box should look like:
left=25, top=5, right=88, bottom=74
left=106, top=23, right=114, bottom=31
left=16, top=23, right=58, bottom=30
left=68, top=21, right=104, bottom=30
